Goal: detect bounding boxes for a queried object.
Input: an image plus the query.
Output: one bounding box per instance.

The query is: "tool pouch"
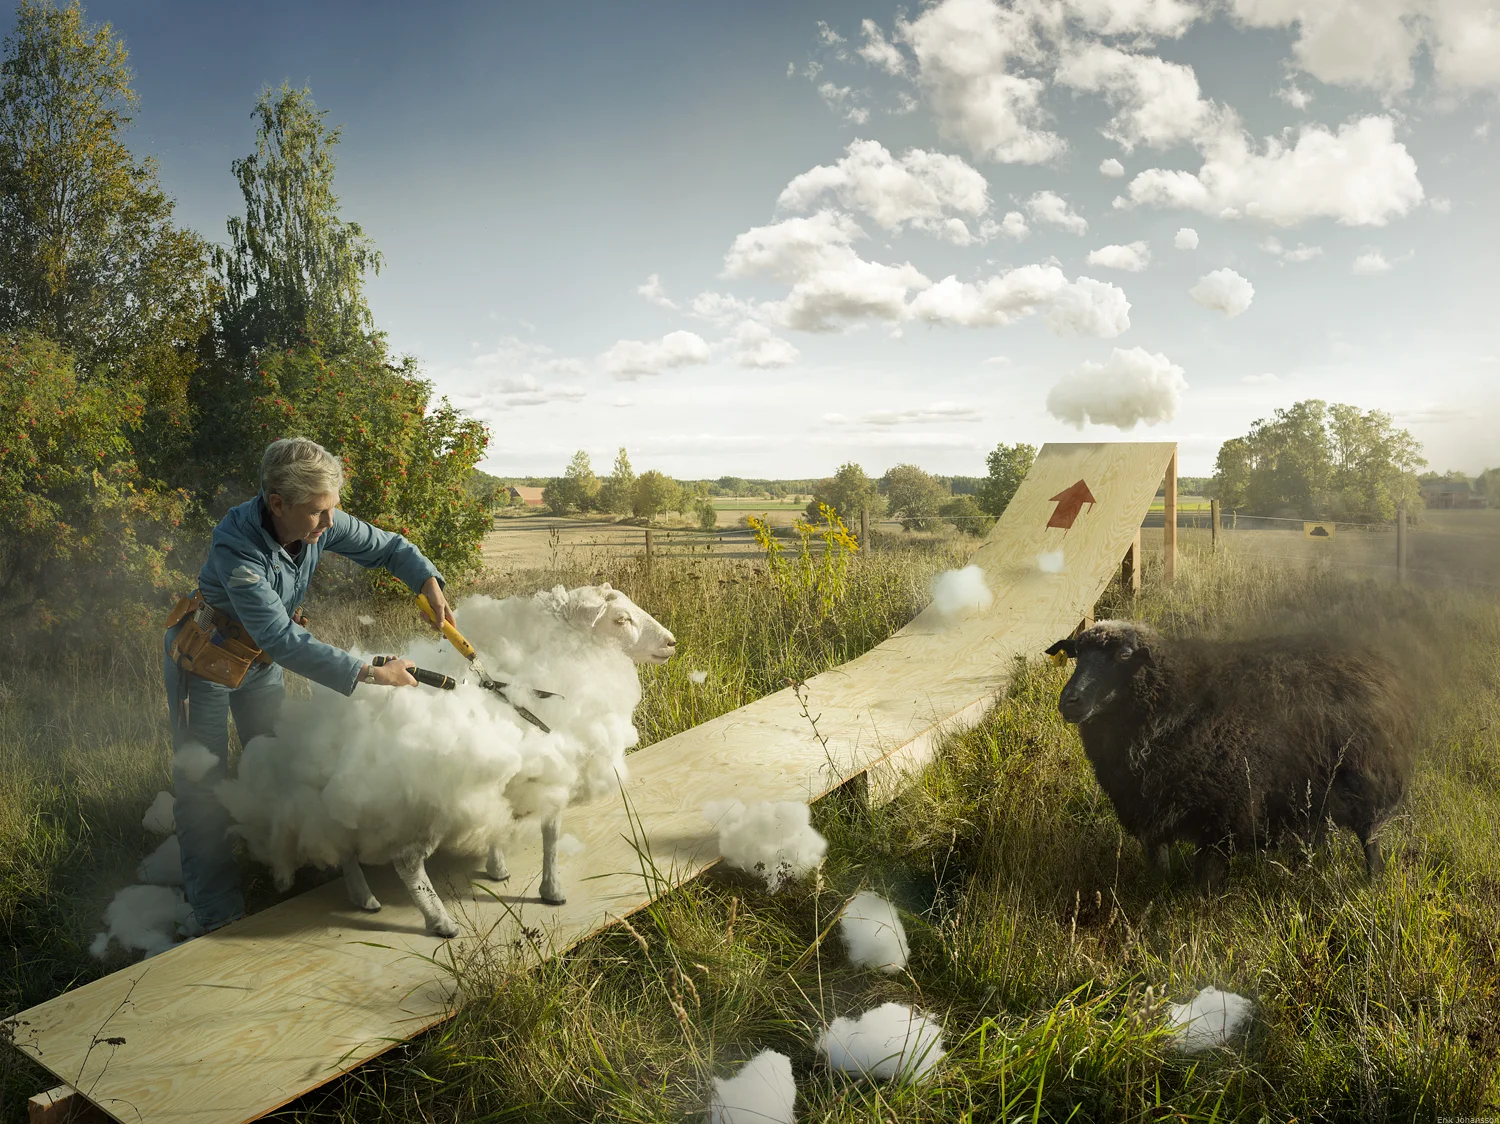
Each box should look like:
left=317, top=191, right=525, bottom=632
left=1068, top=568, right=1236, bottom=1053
left=166, top=593, right=270, bottom=689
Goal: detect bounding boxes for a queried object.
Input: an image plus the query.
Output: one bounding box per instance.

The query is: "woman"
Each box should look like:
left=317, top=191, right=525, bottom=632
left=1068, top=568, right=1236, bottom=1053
left=163, top=436, right=458, bottom=934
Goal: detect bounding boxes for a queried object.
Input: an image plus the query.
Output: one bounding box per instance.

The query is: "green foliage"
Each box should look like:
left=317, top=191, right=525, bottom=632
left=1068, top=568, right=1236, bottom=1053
left=543, top=450, right=600, bottom=515
left=0, top=0, right=217, bottom=481
left=209, top=345, right=490, bottom=588
left=695, top=497, right=718, bottom=532
left=0, top=333, right=190, bottom=640
left=808, top=461, right=884, bottom=525
left=1212, top=399, right=1426, bottom=521
left=978, top=441, right=1036, bottom=517
left=598, top=446, right=636, bottom=515
left=632, top=469, right=679, bottom=520
left=213, top=83, right=382, bottom=364
left=882, top=462, right=950, bottom=531
left=940, top=494, right=994, bottom=537
left=750, top=503, right=861, bottom=622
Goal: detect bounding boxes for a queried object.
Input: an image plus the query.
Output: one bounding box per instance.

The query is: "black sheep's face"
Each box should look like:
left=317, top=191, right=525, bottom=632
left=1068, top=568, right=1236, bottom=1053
left=1057, top=631, right=1152, bottom=724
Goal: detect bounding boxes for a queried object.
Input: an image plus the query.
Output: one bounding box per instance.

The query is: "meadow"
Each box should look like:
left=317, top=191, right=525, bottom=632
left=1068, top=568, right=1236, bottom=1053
left=2, top=534, right=1498, bottom=1122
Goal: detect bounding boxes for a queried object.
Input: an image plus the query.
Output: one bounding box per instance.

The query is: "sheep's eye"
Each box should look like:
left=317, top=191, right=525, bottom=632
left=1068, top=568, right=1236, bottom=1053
left=614, top=613, right=633, bottom=626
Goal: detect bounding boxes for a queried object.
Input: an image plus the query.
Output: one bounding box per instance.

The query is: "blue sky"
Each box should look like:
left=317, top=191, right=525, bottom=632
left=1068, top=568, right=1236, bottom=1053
left=5, top=0, right=1496, bottom=478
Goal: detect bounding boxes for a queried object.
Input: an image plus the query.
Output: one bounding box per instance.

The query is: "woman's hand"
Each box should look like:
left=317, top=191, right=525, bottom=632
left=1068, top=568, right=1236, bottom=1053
left=420, top=576, right=455, bottom=633
left=363, top=658, right=417, bottom=687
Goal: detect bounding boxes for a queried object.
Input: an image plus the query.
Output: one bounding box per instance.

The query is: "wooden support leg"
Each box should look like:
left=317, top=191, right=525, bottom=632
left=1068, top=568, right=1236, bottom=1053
left=28, top=1085, right=113, bottom=1124
left=1121, top=530, right=1141, bottom=597
left=1163, top=448, right=1178, bottom=582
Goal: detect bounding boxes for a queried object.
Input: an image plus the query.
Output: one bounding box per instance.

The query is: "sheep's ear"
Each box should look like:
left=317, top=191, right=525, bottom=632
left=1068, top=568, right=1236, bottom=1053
left=600, top=581, right=613, bottom=592
left=1044, top=638, right=1076, bottom=664
left=570, top=594, right=609, bottom=629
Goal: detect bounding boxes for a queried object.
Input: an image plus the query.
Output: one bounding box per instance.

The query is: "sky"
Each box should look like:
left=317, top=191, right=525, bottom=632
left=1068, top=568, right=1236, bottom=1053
left=4, top=0, right=1497, bottom=479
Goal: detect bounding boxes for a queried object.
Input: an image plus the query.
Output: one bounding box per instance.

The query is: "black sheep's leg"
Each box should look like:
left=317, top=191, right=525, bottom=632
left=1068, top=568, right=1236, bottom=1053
left=1146, top=840, right=1171, bottom=875
left=1192, top=846, right=1229, bottom=893
left=1363, top=835, right=1384, bottom=876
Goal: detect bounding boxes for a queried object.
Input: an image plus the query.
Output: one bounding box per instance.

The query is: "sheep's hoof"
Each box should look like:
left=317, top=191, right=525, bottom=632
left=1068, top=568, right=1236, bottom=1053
left=484, top=864, right=510, bottom=883
left=354, top=895, right=381, bottom=912
left=430, top=917, right=460, bottom=939
left=540, top=885, right=567, bottom=906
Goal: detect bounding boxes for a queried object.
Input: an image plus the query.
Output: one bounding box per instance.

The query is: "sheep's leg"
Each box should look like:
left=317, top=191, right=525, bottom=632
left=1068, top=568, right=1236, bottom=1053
left=392, top=843, right=459, bottom=938
left=340, top=854, right=381, bottom=912
left=485, top=841, right=510, bottom=882
left=1192, top=847, right=1229, bottom=894
left=539, top=813, right=566, bottom=906
left=1146, top=841, right=1170, bottom=875
left=1363, top=837, right=1384, bottom=876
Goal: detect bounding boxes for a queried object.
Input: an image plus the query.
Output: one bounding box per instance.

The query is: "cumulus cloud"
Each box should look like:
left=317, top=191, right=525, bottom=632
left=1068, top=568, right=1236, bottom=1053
left=1046, top=346, right=1188, bottom=429
left=723, top=210, right=930, bottom=332
left=602, top=330, right=711, bottom=379
left=704, top=799, right=827, bottom=891
left=691, top=290, right=762, bottom=327
left=890, top=0, right=1065, bottom=164
left=1277, top=80, right=1312, bottom=109
left=1230, top=0, right=1500, bottom=95
left=710, top=1050, right=796, bottom=1124
left=1122, top=115, right=1423, bottom=227
left=908, top=264, right=1130, bottom=337
left=1052, top=0, right=1203, bottom=37
left=817, top=81, right=869, bottom=125
left=1190, top=268, right=1255, bottom=316
left=1087, top=241, right=1151, bottom=271
left=1352, top=249, right=1395, bottom=273
left=1055, top=44, right=1227, bottom=151
left=1100, top=157, right=1125, bottom=177
left=637, top=273, right=678, bottom=309
left=999, top=210, right=1029, bottom=239
left=777, top=139, right=990, bottom=243
left=839, top=891, right=910, bottom=973
left=1174, top=227, right=1200, bottom=249
left=1027, top=190, right=1088, bottom=233
left=818, top=1003, right=947, bottom=1082
left=731, top=321, right=799, bottom=368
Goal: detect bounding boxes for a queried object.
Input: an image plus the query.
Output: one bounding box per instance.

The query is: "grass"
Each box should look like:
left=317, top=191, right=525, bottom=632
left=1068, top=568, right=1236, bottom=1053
left=3, top=539, right=1499, bottom=1122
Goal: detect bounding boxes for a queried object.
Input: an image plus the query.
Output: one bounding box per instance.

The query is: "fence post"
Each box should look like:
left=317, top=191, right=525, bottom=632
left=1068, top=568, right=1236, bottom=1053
left=1163, top=447, right=1178, bottom=582
left=645, top=528, right=654, bottom=568
left=1210, top=498, right=1220, bottom=552
left=1396, top=503, right=1407, bottom=584
left=861, top=505, right=872, bottom=553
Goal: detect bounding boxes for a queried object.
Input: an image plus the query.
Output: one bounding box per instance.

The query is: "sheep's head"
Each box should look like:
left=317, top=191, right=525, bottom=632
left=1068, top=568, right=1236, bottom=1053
left=1051, top=620, right=1159, bottom=725
left=557, top=583, right=677, bottom=664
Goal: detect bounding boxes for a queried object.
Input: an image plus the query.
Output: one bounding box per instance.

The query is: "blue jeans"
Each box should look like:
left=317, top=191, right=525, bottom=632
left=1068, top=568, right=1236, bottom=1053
left=163, top=622, right=285, bottom=931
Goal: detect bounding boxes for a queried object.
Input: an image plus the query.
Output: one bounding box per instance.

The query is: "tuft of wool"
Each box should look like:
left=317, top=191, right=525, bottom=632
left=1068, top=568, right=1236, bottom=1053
left=710, top=1049, right=796, bottom=1124
left=704, top=799, right=827, bottom=891
left=90, top=884, right=195, bottom=959
left=839, top=890, right=908, bottom=973
left=1038, top=549, right=1066, bottom=573
left=142, top=791, right=174, bottom=835
left=173, top=741, right=218, bottom=783
left=1165, top=987, right=1254, bottom=1053
left=928, top=566, right=994, bottom=620
left=818, top=1002, right=945, bottom=1082
left=137, top=836, right=183, bottom=886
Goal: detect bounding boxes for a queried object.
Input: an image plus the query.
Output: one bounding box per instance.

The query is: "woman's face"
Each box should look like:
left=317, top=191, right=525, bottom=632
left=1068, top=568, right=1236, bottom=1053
left=269, top=492, right=339, bottom=544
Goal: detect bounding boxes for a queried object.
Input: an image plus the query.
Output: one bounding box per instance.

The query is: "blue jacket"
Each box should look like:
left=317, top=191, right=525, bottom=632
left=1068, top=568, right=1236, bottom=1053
left=198, top=495, right=444, bottom=696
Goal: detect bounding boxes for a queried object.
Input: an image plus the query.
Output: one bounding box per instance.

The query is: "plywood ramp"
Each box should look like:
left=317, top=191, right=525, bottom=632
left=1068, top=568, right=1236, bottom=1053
left=8, top=442, right=1175, bottom=1124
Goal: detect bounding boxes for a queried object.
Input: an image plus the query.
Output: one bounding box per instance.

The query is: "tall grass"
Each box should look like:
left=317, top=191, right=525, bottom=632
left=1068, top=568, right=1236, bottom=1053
left=4, top=540, right=1499, bottom=1122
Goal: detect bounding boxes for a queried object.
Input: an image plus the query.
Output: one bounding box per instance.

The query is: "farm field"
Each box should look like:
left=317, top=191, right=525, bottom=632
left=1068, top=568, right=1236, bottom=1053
left=4, top=533, right=1499, bottom=1122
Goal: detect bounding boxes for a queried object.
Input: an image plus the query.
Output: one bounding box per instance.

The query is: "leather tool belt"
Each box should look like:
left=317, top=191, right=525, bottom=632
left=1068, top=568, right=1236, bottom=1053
left=165, top=591, right=279, bottom=689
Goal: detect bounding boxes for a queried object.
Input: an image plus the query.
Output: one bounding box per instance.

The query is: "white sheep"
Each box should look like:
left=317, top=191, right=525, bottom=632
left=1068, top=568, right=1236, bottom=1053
left=214, top=583, right=675, bottom=937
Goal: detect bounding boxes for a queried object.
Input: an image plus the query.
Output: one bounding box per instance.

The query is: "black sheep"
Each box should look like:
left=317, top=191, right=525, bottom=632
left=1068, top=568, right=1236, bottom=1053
left=1046, top=620, right=1415, bottom=889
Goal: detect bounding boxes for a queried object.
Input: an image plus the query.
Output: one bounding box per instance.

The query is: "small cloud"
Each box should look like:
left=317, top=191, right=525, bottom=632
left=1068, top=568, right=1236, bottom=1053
left=1190, top=268, right=1254, bottom=317
left=1352, top=250, right=1393, bottom=274
left=1276, top=81, right=1311, bottom=109
left=613, top=396, right=635, bottom=408
left=1430, top=197, right=1452, bottom=213
left=602, top=330, right=711, bottom=380
left=637, top=273, right=678, bottom=310
left=1476, top=122, right=1491, bottom=139
left=1026, top=190, right=1088, bottom=235
left=1261, top=236, right=1322, bottom=262
left=1242, top=373, right=1280, bottom=385
left=1047, top=346, right=1188, bottom=429
left=1174, top=227, right=1199, bottom=250
left=1086, top=241, right=1151, bottom=271
left=1099, top=157, right=1125, bottom=177
left=859, top=402, right=983, bottom=426
left=999, top=211, right=1029, bottom=240
left=983, top=355, right=1012, bottom=367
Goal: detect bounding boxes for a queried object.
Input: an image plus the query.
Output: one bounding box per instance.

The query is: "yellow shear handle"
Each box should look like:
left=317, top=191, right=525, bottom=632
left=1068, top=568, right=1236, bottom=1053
left=416, top=593, right=477, bottom=661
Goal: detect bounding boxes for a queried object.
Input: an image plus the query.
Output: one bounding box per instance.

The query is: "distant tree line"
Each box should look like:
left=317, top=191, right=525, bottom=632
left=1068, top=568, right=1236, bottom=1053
left=1, top=0, right=491, bottom=643
left=1209, top=400, right=1425, bottom=523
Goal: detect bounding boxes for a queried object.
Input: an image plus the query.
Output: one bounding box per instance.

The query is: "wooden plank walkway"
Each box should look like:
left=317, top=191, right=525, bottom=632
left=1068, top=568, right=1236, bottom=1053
left=6, top=442, right=1175, bottom=1123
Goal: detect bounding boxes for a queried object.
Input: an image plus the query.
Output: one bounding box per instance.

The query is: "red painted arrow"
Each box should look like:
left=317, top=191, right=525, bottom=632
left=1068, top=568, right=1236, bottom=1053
left=1047, top=480, right=1096, bottom=530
